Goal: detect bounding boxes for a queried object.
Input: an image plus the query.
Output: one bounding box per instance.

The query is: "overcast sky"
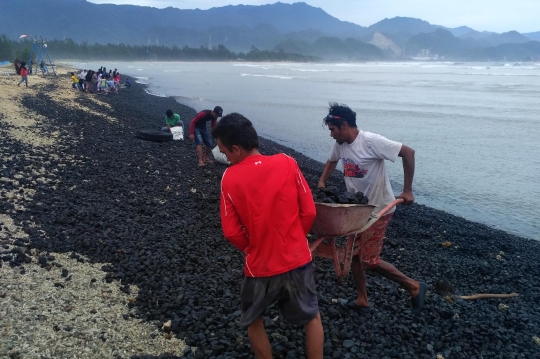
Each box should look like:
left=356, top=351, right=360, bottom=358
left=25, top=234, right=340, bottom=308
left=86, top=0, right=539, bottom=33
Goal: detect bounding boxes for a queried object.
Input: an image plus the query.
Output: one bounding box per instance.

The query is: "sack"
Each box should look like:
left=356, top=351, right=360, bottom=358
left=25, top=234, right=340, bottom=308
left=211, top=146, right=230, bottom=165
left=170, top=126, right=184, bottom=140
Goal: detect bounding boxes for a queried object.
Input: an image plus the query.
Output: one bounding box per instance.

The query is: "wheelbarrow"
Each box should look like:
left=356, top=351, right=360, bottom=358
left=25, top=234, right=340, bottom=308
left=309, top=198, right=404, bottom=283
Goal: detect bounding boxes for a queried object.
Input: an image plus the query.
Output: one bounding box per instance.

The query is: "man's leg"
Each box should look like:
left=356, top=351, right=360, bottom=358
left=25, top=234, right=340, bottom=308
left=196, top=145, right=205, bottom=165
left=247, top=318, right=272, bottom=359
left=305, top=313, right=324, bottom=359
left=372, top=261, right=420, bottom=297
left=351, top=255, right=369, bottom=306
left=203, top=146, right=212, bottom=162
left=202, top=130, right=213, bottom=163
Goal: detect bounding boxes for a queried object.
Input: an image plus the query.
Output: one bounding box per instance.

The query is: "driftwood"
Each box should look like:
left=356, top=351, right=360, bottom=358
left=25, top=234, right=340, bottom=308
left=458, top=293, right=519, bottom=300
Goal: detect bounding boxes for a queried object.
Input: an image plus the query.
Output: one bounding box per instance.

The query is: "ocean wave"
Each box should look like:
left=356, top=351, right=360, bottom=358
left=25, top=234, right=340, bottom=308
left=163, top=70, right=185, bottom=73
left=174, top=96, right=204, bottom=102
left=290, top=69, right=328, bottom=72
left=136, top=81, right=149, bottom=85
left=456, top=72, right=540, bottom=77
left=144, top=89, right=166, bottom=97
left=240, top=73, right=293, bottom=80
left=134, top=76, right=149, bottom=80
left=233, top=64, right=273, bottom=70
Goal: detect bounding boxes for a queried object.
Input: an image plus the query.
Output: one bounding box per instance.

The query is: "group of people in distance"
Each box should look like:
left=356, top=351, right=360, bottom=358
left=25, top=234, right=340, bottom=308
left=71, top=67, right=132, bottom=94
left=168, top=102, right=426, bottom=358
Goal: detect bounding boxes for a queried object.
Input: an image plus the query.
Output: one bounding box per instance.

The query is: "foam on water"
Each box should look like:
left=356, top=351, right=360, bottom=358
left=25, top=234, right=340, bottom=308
left=143, top=89, right=166, bottom=97
left=240, top=73, right=293, bottom=80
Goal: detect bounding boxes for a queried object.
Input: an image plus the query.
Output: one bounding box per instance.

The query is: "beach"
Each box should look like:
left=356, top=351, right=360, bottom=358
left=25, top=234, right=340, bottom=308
left=1, top=65, right=539, bottom=359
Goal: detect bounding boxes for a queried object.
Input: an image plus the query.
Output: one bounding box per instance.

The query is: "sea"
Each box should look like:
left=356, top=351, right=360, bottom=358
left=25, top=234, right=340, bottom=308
left=70, top=60, right=540, bottom=241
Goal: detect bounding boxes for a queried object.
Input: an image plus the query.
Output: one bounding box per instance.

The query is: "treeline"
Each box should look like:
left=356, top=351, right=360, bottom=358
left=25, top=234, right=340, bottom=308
left=0, top=35, right=318, bottom=62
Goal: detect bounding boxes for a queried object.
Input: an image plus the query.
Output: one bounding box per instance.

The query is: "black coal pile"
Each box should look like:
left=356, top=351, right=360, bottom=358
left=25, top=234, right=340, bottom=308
left=1, top=75, right=539, bottom=359
left=312, top=186, right=369, bottom=205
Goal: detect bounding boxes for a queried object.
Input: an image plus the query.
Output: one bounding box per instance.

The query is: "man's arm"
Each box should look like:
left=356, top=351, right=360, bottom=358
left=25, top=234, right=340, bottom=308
left=220, top=181, right=249, bottom=251
left=318, top=160, right=338, bottom=188
left=211, top=118, right=217, bottom=129
left=189, top=112, right=205, bottom=135
left=296, top=166, right=316, bottom=235
left=397, top=144, right=415, bottom=205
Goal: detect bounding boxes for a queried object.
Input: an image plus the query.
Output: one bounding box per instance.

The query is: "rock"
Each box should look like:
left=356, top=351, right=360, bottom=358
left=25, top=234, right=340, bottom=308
left=162, top=320, right=172, bottom=333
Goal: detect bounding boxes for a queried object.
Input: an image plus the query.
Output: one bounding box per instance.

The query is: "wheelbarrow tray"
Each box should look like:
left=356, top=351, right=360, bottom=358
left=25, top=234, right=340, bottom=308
left=308, top=199, right=403, bottom=283
left=309, top=202, right=377, bottom=237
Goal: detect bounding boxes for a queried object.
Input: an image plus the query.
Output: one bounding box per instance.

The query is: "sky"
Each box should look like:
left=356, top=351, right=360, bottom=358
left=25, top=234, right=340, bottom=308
left=86, top=0, right=540, bottom=33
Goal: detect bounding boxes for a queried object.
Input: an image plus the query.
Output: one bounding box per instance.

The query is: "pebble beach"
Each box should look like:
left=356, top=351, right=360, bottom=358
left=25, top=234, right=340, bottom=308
left=1, top=64, right=539, bottom=359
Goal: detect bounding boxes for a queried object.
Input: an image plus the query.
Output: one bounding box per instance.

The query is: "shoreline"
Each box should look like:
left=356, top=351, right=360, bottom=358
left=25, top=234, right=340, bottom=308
left=1, top=67, right=539, bottom=358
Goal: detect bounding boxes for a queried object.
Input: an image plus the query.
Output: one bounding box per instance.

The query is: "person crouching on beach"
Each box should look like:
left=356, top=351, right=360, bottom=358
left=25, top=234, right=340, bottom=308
left=188, top=106, right=223, bottom=167
left=318, top=102, right=427, bottom=315
left=213, top=113, right=324, bottom=359
left=17, top=62, right=28, bottom=87
left=162, top=109, right=183, bottom=133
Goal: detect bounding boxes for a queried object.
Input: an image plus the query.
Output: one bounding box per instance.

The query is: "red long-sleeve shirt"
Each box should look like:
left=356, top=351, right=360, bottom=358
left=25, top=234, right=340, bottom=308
left=189, top=110, right=217, bottom=135
left=220, top=153, right=316, bottom=277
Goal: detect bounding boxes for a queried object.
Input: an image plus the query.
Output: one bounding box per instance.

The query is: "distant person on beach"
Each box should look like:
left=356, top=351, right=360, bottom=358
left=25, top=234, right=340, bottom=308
left=91, top=71, right=98, bottom=93
left=14, top=58, right=22, bottom=75
left=71, top=72, right=81, bottom=90
left=189, top=106, right=223, bottom=166
left=85, top=70, right=94, bottom=93
left=162, top=109, right=182, bottom=133
left=318, top=102, right=427, bottom=315
left=79, top=69, right=87, bottom=90
left=125, top=78, right=132, bottom=87
left=213, top=113, right=324, bottom=359
left=17, top=62, right=28, bottom=87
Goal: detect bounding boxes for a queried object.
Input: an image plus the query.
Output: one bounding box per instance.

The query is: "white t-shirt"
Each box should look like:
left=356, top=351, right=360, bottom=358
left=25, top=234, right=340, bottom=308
left=329, top=130, right=402, bottom=214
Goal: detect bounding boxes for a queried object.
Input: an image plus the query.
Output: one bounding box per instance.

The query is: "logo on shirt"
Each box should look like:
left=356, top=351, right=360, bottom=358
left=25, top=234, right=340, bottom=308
left=342, top=158, right=368, bottom=178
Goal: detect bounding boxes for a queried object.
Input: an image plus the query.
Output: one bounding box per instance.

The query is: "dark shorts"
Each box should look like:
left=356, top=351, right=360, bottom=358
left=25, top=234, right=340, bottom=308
left=240, top=262, right=319, bottom=329
left=194, top=127, right=213, bottom=147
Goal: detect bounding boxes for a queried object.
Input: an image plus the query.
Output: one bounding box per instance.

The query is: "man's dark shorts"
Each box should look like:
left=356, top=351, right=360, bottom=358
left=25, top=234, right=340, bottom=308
left=194, top=127, right=213, bottom=147
left=240, top=262, right=319, bottom=329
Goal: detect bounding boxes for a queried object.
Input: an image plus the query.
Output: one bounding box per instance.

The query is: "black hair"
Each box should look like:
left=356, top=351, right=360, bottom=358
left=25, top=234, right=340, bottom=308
left=212, top=113, right=259, bottom=151
left=323, top=102, right=357, bottom=129
left=165, top=109, right=173, bottom=117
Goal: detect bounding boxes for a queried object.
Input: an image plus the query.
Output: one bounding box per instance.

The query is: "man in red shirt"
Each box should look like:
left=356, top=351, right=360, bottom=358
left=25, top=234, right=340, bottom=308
left=189, top=106, right=223, bottom=167
left=212, top=113, right=324, bottom=359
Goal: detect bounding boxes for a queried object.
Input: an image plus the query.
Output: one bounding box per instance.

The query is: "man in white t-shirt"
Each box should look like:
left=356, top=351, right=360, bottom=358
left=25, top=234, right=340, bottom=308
left=317, top=103, right=427, bottom=315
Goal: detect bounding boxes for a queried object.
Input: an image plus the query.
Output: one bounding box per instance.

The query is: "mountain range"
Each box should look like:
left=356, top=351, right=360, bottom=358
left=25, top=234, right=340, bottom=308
left=1, top=0, right=539, bottom=61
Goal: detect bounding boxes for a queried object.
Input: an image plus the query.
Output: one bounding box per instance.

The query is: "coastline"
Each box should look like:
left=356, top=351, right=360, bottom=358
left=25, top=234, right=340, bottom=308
left=1, top=66, right=539, bottom=358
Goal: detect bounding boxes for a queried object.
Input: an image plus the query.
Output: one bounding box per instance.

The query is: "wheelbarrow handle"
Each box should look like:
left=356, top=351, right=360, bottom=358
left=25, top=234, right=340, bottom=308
left=357, top=198, right=405, bottom=234
left=379, top=198, right=405, bottom=217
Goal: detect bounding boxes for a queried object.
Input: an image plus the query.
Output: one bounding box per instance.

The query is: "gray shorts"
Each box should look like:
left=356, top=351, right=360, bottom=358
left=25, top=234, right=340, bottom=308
left=240, top=262, right=319, bottom=329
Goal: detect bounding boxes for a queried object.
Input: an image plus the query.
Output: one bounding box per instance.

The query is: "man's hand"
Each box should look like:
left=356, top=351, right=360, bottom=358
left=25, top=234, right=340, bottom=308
left=189, top=134, right=194, bottom=142
left=317, top=181, right=325, bottom=188
left=397, top=190, right=415, bottom=205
